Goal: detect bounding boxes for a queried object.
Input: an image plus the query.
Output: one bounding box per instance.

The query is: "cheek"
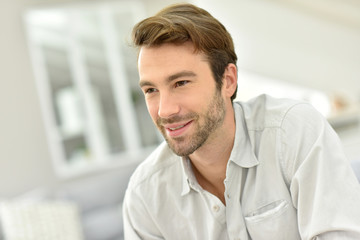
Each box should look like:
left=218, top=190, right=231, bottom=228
left=145, top=99, right=159, bottom=122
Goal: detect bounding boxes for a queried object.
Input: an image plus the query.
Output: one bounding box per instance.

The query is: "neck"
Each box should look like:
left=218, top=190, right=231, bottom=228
left=189, top=103, right=236, bottom=204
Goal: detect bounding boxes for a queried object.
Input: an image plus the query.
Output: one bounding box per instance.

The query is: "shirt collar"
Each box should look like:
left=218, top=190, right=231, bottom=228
left=229, top=102, right=259, bottom=168
left=180, top=102, right=259, bottom=196
left=180, top=157, right=197, bottom=196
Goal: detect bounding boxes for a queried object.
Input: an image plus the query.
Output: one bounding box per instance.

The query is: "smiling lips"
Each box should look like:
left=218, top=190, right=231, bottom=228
left=170, top=125, right=185, bottom=130
left=165, top=121, right=193, bottom=137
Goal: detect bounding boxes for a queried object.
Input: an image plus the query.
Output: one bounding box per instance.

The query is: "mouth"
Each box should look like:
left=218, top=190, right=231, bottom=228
left=164, top=120, right=193, bottom=137
left=169, top=124, right=186, bottom=131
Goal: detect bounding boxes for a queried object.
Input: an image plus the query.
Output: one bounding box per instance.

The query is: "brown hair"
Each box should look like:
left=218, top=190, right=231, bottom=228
left=132, top=3, right=238, bottom=101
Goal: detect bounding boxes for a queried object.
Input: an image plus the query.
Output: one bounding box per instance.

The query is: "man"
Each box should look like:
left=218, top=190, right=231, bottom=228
left=123, top=3, right=360, bottom=240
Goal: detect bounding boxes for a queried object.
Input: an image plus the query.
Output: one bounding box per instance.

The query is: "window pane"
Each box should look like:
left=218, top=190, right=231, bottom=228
left=114, top=12, right=162, bottom=147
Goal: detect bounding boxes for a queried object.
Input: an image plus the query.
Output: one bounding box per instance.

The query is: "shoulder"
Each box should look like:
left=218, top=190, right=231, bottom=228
left=127, top=141, right=182, bottom=191
left=235, top=94, right=320, bottom=130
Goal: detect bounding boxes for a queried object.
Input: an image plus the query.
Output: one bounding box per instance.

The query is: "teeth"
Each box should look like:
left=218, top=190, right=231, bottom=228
left=169, top=124, right=185, bottom=131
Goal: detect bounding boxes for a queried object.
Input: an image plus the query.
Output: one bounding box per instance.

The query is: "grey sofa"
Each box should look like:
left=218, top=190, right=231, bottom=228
left=0, top=161, right=139, bottom=240
left=351, top=159, right=360, bottom=182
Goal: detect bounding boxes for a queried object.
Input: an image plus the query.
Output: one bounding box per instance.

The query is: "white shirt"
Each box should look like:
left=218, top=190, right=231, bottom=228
left=123, top=94, right=360, bottom=240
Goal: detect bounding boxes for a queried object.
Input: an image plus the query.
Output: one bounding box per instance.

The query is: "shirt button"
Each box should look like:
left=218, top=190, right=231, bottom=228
left=226, top=193, right=231, bottom=199
left=212, top=205, right=220, bottom=212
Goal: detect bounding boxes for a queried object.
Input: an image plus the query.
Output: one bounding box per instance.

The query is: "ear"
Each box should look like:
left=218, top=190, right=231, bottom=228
left=222, top=63, right=237, bottom=99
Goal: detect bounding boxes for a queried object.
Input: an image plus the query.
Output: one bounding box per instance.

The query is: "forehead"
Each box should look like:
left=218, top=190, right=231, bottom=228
left=138, top=42, right=197, bottom=66
left=138, top=43, right=209, bottom=81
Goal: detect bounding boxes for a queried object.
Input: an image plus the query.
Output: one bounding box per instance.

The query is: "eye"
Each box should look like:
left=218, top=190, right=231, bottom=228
left=144, top=88, right=158, bottom=94
left=175, top=80, right=189, bottom=88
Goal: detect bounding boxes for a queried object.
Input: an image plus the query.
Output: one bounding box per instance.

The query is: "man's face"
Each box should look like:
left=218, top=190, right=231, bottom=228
left=138, top=42, right=226, bottom=156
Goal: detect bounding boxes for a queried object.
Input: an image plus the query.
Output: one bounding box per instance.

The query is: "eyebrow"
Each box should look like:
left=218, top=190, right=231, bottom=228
left=168, top=71, right=196, bottom=81
left=139, top=70, right=197, bottom=88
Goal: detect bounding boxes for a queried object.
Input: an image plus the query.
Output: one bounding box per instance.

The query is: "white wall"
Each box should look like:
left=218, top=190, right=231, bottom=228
left=195, top=0, right=360, bottom=100
left=0, top=0, right=57, bottom=197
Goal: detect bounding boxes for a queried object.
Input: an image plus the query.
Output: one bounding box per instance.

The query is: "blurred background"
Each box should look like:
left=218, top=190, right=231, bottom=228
left=0, top=0, right=359, bottom=238
left=1, top=0, right=360, bottom=198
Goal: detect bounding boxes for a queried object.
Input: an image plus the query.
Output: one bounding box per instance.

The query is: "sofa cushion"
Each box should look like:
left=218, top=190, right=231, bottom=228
left=54, top=162, right=138, bottom=212
left=82, top=204, right=123, bottom=240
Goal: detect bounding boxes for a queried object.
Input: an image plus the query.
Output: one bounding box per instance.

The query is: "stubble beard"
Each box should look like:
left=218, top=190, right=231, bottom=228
left=156, top=90, right=226, bottom=157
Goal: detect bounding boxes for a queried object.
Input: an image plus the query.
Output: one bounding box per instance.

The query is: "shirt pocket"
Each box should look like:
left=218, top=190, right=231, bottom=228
left=244, top=199, right=300, bottom=240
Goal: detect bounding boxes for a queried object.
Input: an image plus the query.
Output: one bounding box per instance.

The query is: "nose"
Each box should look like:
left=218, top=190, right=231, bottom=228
left=158, top=92, right=180, bottom=118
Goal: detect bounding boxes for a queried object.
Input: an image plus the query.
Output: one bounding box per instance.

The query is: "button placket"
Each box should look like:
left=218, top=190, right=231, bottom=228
left=226, top=193, right=231, bottom=200
left=212, top=204, right=220, bottom=212
left=225, top=164, right=250, bottom=240
left=202, top=190, right=226, bottom=224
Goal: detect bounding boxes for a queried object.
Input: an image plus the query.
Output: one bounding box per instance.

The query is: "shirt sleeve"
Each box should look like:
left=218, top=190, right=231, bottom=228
left=280, top=103, right=360, bottom=240
left=122, top=185, right=164, bottom=240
